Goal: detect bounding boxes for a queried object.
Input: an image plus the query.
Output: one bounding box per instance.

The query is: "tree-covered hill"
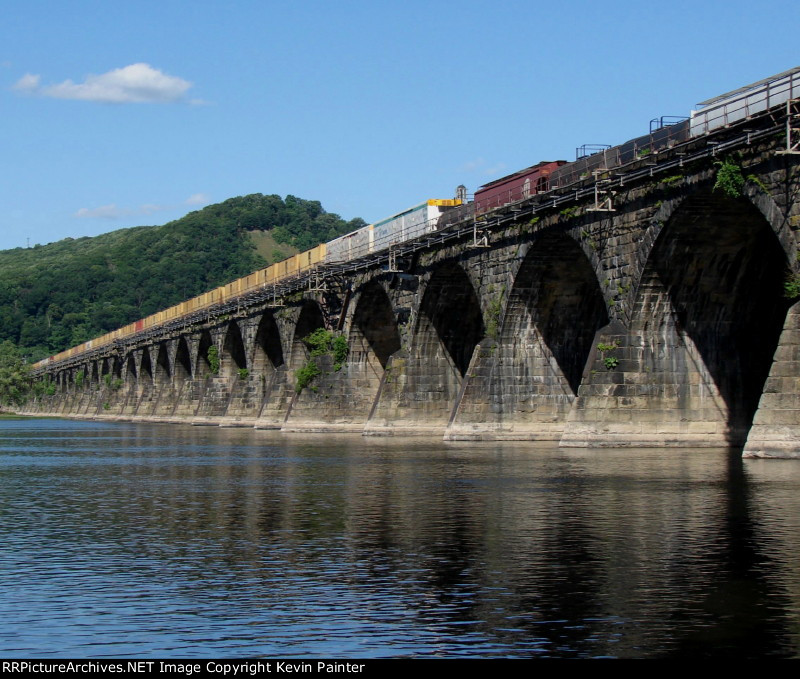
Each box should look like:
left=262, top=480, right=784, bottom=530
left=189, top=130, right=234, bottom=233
left=0, top=194, right=365, bottom=362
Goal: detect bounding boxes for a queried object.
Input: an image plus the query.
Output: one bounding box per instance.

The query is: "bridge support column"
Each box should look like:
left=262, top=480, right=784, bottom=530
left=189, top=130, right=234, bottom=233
left=445, top=338, right=576, bottom=441
left=744, top=302, right=800, bottom=458
left=560, top=321, right=733, bottom=448
left=192, top=328, right=231, bottom=422
left=220, top=318, right=276, bottom=426
left=170, top=336, right=204, bottom=420
left=363, top=347, right=466, bottom=436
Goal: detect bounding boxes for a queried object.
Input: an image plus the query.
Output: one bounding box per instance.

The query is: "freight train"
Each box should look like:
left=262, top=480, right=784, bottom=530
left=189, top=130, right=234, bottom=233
left=35, top=67, right=800, bottom=369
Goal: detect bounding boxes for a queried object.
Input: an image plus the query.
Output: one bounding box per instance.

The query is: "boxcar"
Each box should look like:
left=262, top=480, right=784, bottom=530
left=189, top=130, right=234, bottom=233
left=372, top=199, right=461, bottom=252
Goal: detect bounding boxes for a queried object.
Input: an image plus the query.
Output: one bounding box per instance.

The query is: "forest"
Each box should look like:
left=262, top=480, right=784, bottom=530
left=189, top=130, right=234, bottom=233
left=0, top=194, right=365, bottom=363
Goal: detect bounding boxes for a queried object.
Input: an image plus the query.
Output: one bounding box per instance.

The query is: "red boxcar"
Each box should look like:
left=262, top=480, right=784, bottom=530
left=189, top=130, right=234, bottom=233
left=475, top=160, right=566, bottom=215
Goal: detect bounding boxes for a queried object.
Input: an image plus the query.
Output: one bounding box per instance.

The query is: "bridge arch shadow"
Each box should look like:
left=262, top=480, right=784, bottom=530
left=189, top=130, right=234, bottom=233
left=174, top=336, right=192, bottom=382
left=350, top=280, right=401, bottom=372
left=196, top=330, right=214, bottom=377
left=415, top=261, right=484, bottom=378
left=501, top=230, right=608, bottom=395
left=366, top=261, right=484, bottom=433
left=290, top=300, right=325, bottom=370
left=140, top=350, right=153, bottom=382
left=633, top=189, right=791, bottom=443
left=253, top=312, right=284, bottom=374
left=222, top=321, right=247, bottom=379
left=448, top=230, right=607, bottom=439
left=155, top=343, right=171, bottom=385
left=125, top=354, right=137, bottom=381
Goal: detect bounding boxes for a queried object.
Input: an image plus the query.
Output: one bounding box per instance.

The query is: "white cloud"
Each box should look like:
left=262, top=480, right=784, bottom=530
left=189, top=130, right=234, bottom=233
left=459, top=158, right=506, bottom=176
left=75, top=204, right=125, bottom=219
left=74, top=203, right=168, bottom=219
left=185, top=193, right=210, bottom=206
left=14, top=63, right=193, bottom=104
left=459, top=158, right=485, bottom=172
left=139, top=203, right=168, bottom=215
left=74, top=197, right=209, bottom=220
left=12, top=73, right=40, bottom=92
left=75, top=192, right=214, bottom=221
left=484, top=163, right=507, bottom=176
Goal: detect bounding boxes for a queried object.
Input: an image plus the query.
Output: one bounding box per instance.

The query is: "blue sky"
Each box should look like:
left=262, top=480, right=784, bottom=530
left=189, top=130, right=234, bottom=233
left=1, top=0, right=798, bottom=251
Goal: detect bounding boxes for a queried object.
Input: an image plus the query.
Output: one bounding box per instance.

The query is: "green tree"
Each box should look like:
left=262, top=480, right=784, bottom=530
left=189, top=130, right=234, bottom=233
left=0, top=193, right=363, bottom=358
left=0, top=340, right=30, bottom=406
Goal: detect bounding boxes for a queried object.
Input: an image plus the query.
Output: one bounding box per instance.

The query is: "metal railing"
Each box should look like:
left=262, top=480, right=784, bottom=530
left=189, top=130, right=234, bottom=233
left=690, top=67, right=800, bottom=136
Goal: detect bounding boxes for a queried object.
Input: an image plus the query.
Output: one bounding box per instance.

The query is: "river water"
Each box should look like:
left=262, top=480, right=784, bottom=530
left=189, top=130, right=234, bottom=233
left=0, top=417, right=798, bottom=659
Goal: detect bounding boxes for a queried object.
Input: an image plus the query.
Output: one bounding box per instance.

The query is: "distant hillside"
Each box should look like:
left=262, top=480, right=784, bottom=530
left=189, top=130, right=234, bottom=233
left=0, top=194, right=365, bottom=361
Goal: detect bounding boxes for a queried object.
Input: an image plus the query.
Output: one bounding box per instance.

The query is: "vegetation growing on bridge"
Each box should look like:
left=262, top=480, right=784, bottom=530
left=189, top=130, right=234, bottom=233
left=597, top=341, right=620, bottom=370
left=295, top=329, right=348, bottom=393
left=0, top=194, right=364, bottom=363
left=485, top=287, right=505, bottom=339
left=207, top=346, right=220, bottom=375
left=713, top=157, right=746, bottom=198
left=103, top=374, right=123, bottom=390
left=784, top=272, right=800, bottom=299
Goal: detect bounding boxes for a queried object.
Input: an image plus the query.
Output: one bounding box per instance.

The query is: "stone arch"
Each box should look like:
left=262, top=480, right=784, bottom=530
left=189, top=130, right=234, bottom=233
left=305, top=279, right=403, bottom=427
left=565, top=187, right=795, bottom=448
left=414, top=261, right=484, bottom=378
left=77, top=363, right=90, bottom=388
left=155, top=343, right=171, bottom=384
left=349, top=280, right=401, bottom=370
left=90, top=360, right=100, bottom=384
left=448, top=231, right=607, bottom=440
left=501, top=230, right=609, bottom=395
left=634, top=189, right=790, bottom=441
left=633, top=185, right=794, bottom=307
left=174, top=336, right=192, bottom=382
left=196, top=330, right=215, bottom=377
left=222, top=322, right=247, bottom=378
left=367, top=262, right=484, bottom=434
left=140, top=349, right=153, bottom=382
left=125, top=353, right=137, bottom=381
left=290, top=300, right=325, bottom=369
left=253, top=313, right=284, bottom=374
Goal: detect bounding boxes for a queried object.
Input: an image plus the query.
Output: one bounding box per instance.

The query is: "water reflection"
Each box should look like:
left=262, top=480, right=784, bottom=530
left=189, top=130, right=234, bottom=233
left=0, top=419, right=798, bottom=658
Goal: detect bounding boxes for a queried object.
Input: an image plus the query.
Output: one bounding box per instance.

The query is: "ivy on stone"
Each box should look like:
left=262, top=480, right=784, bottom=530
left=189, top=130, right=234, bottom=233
left=207, top=345, right=220, bottom=374
left=784, top=272, right=800, bottom=300
left=294, top=328, right=349, bottom=393
left=713, top=158, right=745, bottom=198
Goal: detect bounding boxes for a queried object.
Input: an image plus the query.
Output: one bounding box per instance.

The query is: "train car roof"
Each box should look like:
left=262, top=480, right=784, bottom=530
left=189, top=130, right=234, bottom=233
left=695, top=66, right=800, bottom=108
left=372, top=199, right=452, bottom=226
left=477, top=161, right=565, bottom=191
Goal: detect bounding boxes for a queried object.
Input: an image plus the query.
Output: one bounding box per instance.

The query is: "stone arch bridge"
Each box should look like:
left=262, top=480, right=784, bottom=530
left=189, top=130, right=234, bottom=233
left=28, top=113, right=800, bottom=458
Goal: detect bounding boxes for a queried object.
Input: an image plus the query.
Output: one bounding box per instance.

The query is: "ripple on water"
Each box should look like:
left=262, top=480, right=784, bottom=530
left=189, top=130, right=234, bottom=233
left=1, top=420, right=799, bottom=658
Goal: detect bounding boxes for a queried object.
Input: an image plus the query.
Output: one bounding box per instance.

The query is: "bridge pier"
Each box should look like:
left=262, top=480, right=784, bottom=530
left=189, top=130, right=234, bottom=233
left=26, top=127, right=800, bottom=456
left=446, top=232, right=608, bottom=441
left=744, top=302, right=800, bottom=458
